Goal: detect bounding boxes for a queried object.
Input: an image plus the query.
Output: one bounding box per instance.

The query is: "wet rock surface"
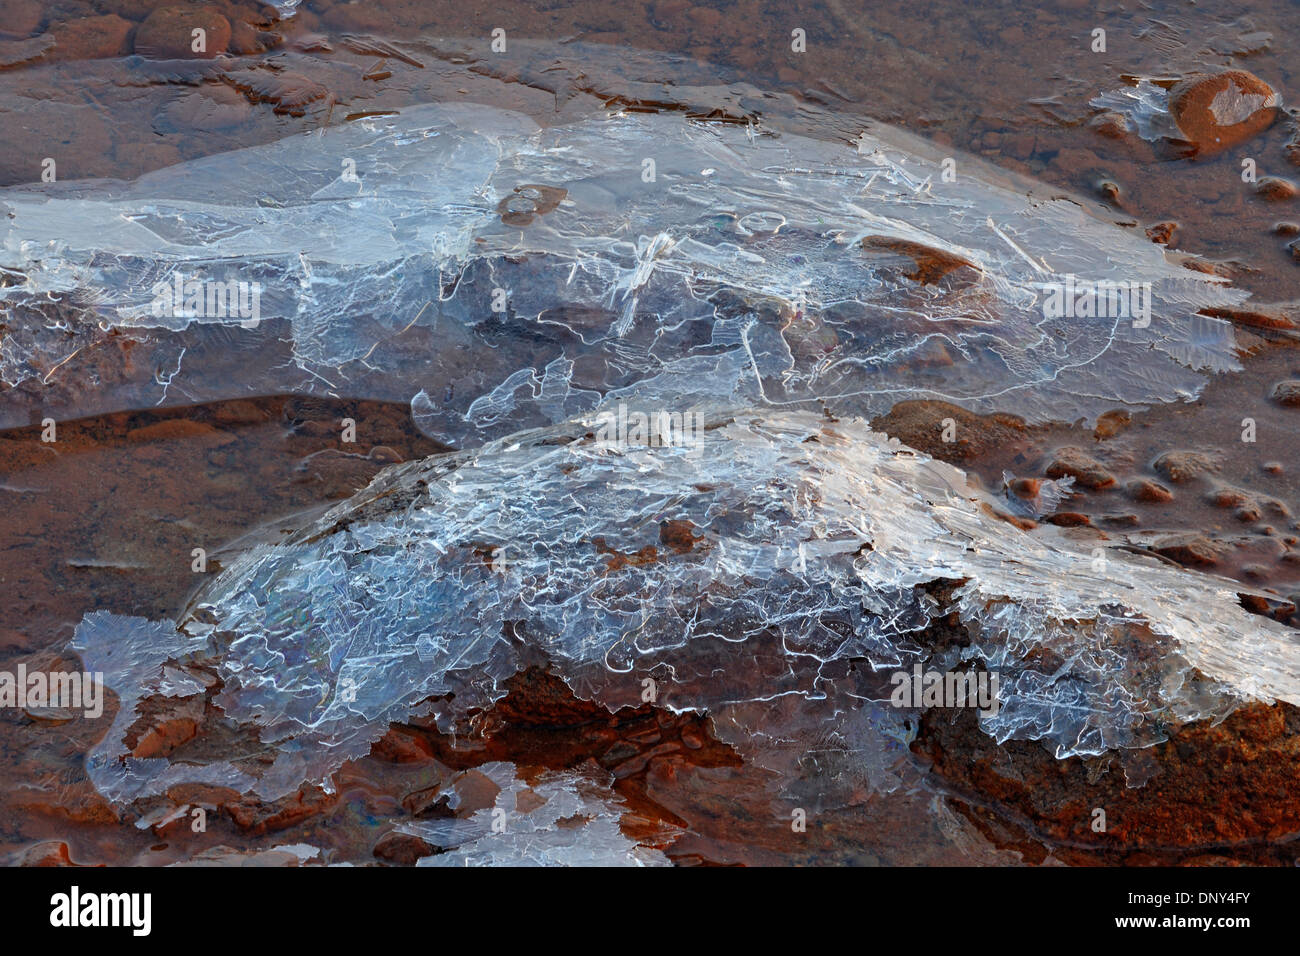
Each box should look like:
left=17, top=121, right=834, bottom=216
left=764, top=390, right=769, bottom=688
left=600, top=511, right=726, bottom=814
left=1169, top=69, right=1280, bottom=156
left=1045, top=447, right=1117, bottom=490
left=134, top=4, right=231, bottom=59
left=917, top=700, right=1300, bottom=864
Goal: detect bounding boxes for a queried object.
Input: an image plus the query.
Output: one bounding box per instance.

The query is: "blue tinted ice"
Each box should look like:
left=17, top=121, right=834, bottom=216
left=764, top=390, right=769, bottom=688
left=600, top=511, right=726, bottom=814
left=71, top=411, right=1300, bottom=805
left=22, top=48, right=1290, bottom=831
left=2, top=93, right=1246, bottom=439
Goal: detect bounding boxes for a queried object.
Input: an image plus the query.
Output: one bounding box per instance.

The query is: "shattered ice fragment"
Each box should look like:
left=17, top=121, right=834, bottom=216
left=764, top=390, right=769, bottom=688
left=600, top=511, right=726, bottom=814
left=401, top=762, right=672, bottom=866
left=1000, top=471, right=1076, bottom=519
left=1090, top=80, right=1183, bottom=142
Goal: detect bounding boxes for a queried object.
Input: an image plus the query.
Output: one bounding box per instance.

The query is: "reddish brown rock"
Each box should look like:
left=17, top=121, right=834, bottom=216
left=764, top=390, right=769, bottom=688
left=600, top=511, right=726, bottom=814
left=1088, top=111, right=1129, bottom=139
left=18, top=841, right=77, bottom=866
left=134, top=5, right=230, bottom=59
left=23, top=705, right=77, bottom=724
left=1153, top=449, right=1216, bottom=483
left=1047, top=512, right=1091, bottom=527
left=1093, top=409, right=1132, bottom=440
left=209, top=399, right=266, bottom=426
left=371, top=726, right=435, bottom=763
left=1209, top=487, right=1251, bottom=510
left=1097, top=512, right=1139, bottom=528
left=127, top=418, right=234, bottom=444
left=221, top=69, right=330, bottom=116
left=858, top=236, right=979, bottom=286
left=1169, top=70, right=1280, bottom=156
left=1201, top=304, right=1298, bottom=332
left=1145, top=221, right=1177, bottom=245
left=1256, top=177, right=1298, bottom=202
left=373, top=831, right=434, bottom=865
left=131, top=717, right=198, bottom=759
left=484, top=667, right=628, bottom=727
left=443, top=769, right=502, bottom=814
left=987, top=505, right=1037, bottom=531
left=401, top=785, right=453, bottom=818
left=1008, top=477, right=1041, bottom=499
left=871, top=400, right=1029, bottom=465
left=226, top=787, right=336, bottom=834
left=659, top=519, right=701, bottom=553
left=1273, top=381, right=1300, bottom=407
left=0, top=32, right=50, bottom=67
left=1126, top=478, right=1173, bottom=503
left=1151, top=533, right=1222, bottom=568
left=1045, top=446, right=1116, bottom=490
left=165, top=783, right=242, bottom=807
left=917, top=700, right=1300, bottom=861
left=227, top=18, right=267, bottom=55
left=48, top=15, right=133, bottom=59
left=0, top=0, right=42, bottom=37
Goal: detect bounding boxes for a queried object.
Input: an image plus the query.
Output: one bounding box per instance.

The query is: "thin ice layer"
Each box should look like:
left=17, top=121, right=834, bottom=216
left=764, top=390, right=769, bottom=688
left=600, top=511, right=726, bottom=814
left=1090, top=77, right=1282, bottom=142
left=1090, top=81, right=1183, bottom=142
left=2, top=93, right=1244, bottom=439
left=71, top=410, right=1300, bottom=804
left=399, top=761, right=672, bottom=867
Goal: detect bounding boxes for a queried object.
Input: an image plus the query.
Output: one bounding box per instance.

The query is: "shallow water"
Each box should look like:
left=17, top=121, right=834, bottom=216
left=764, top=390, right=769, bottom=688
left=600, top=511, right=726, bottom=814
left=2, top=0, right=1300, bottom=867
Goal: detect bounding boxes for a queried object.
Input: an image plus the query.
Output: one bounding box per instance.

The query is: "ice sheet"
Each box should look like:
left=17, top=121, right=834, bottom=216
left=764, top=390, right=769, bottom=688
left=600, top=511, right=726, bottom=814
left=2, top=93, right=1245, bottom=439
left=70, top=411, right=1300, bottom=805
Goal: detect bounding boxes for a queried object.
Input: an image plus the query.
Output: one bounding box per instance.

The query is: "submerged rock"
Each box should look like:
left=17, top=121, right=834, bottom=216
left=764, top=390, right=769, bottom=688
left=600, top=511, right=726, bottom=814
left=133, top=5, right=230, bottom=59
left=1045, top=446, right=1116, bottom=490
left=1169, top=70, right=1280, bottom=156
left=1092, top=70, right=1281, bottom=156
left=1272, top=381, right=1300, bottom=406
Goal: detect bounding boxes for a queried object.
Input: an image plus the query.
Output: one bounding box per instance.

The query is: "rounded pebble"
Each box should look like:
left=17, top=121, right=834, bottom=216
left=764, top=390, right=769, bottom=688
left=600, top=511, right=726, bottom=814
left=1255, top=177, right=1298, bottom=201
left=1271, top=380, right=1300, bottom=406
left=1168, top=69, right=1279, bottom=156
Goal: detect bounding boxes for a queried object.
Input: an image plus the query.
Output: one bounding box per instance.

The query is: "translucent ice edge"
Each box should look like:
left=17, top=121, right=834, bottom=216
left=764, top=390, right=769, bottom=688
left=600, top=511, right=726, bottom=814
left=2, top=95, right=1245, bottom=439
left=1090, top=81, right=1182, bottom=142
left=400, top=762, right=671, bottom=867
left=1090, top=78, right=1283, bottom=142
left=70, top=409, right=1300, bottom=806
